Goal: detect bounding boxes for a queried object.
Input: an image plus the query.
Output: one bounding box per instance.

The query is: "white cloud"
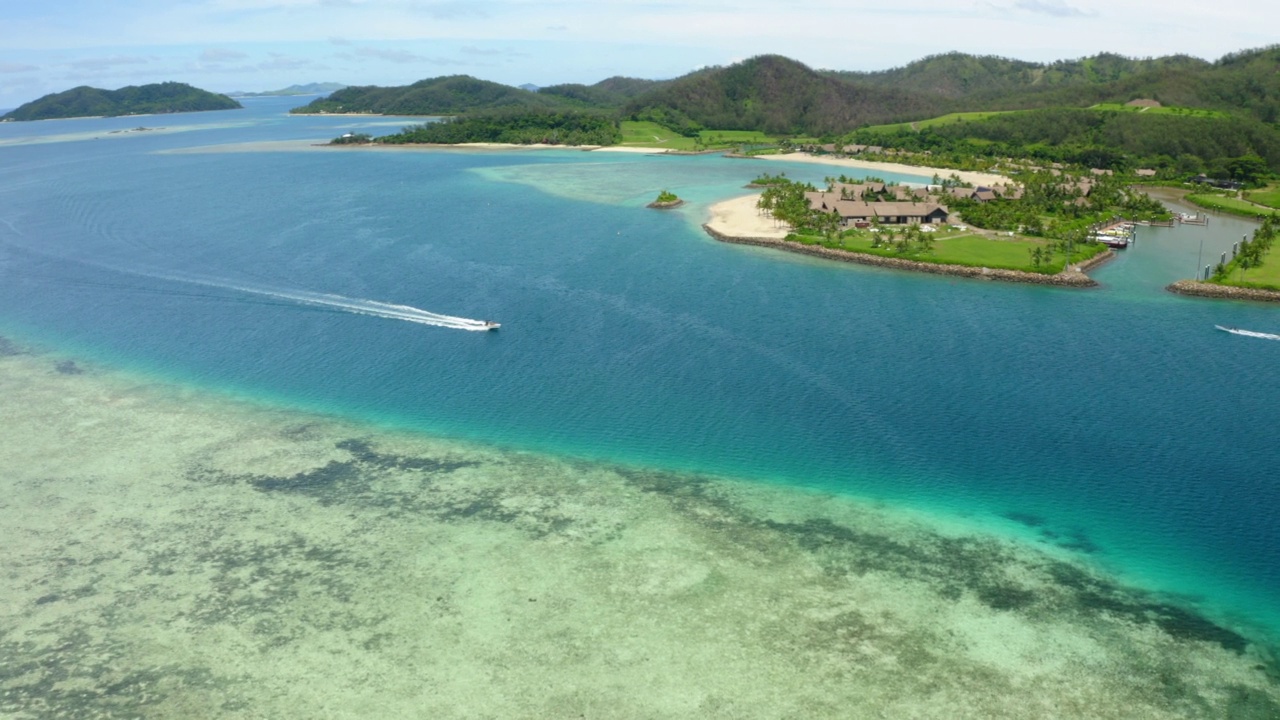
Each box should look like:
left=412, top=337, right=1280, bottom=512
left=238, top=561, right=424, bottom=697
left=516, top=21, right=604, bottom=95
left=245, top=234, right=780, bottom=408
left=0, top=63, right=39, bottom=73
left=1013, top=0, right=1092, bottom=17
left=201, top=48, right=251, bottom=62
left=69, top=56, right=152, bottom=70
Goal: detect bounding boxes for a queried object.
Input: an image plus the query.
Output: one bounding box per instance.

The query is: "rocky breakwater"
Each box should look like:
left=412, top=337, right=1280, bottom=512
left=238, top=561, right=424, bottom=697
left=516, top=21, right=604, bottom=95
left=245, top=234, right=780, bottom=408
left=1166, top=280, right=1280, bottom=303
left=702, top=225, right=1108, bottom=288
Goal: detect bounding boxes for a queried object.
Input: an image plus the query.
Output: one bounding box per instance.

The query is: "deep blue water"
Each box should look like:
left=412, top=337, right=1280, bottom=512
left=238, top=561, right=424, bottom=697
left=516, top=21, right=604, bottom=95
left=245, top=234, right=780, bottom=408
left=1, top=97, right=1277, bottom=637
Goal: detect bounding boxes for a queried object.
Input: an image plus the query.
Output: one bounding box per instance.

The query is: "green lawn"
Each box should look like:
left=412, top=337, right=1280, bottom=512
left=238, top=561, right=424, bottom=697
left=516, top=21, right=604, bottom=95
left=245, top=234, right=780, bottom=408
left=1186, top=193, right=1280, bottom=219
left=1244, top=186, right=1280, bottom=209
left=1089, top=103, right=1229, bottom=119
left=618, top=121, right=698, bottom=149
left=792, top=228, right=1103, bottom=274
left=1212, top=252, right=1280, bottom=291
left=617, top=122, right=783, bottom=150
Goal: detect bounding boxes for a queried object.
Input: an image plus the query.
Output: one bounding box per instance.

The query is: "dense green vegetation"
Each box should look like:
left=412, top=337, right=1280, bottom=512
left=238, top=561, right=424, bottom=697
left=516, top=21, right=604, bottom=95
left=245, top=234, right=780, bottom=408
left=371, top=109, right=620, bottom=146
left=2, top=82, right=241, bottom=121
left=654, top=190, right=680, bottom=204
left=848, top=108, right=1280, bottom=173
left=295, top=47, right=1280, bottom=170
left=622, top=55, right=937, bottom=135
left=830, top=47, right=1280, bottom=124
left=949, top=172, right=1170, bottom=236
left=538, top=77, right=664, bottom=108
left=293, top=76, right=563, bottom=115
left=752, top=172, right=1157, bottom=253
left=1207, top=216, right=1279, bottom=289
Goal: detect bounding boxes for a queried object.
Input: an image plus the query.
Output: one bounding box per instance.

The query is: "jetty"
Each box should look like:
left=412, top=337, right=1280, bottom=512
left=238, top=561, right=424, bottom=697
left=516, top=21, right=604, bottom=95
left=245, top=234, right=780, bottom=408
left=1090, top=220, right=1135, bottom=249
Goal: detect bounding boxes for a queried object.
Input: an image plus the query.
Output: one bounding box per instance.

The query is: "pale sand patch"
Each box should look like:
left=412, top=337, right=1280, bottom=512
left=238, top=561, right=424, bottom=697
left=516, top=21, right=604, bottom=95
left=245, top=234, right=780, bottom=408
left=704, top=193, right=788, bottom=239
left=755, top=151, right=1009, bottom=187
left=456, top=142, right=600, bottom=151
left=1, top=340, right=1277, bottom=719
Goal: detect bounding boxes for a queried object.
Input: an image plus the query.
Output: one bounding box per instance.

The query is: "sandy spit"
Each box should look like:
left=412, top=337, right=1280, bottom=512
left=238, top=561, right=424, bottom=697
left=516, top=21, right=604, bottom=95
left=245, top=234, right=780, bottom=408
left=752, top=152, right=1009, bottom=187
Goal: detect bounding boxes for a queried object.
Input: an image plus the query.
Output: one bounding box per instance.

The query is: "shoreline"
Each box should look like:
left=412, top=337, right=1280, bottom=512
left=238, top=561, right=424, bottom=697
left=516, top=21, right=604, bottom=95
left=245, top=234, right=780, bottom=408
left=1166, top=279, right=1280, bottom=302
left=751, top=151, right=1010, bottom=187
left=703, top=194, right=1107, bottom=287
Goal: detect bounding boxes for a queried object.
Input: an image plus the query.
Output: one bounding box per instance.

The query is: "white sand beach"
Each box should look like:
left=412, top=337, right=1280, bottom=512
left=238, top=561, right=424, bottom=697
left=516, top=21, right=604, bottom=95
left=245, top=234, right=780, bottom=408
left=704, top=194, right=788, bottom=239
left=755, top=152, right=1009, bottom=187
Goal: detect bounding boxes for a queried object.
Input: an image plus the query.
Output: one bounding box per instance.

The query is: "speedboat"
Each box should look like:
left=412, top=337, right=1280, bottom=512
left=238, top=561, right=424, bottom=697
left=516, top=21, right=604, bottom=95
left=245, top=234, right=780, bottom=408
left=482, top=321, right=500, bottom=331
left=1216, top=325, right=1280, bottom=340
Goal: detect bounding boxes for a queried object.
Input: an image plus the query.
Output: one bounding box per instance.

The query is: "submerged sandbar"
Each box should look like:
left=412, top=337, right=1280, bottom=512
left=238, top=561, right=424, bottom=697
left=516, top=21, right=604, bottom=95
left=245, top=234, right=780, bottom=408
left=0, top=337, right=1276, bottom=718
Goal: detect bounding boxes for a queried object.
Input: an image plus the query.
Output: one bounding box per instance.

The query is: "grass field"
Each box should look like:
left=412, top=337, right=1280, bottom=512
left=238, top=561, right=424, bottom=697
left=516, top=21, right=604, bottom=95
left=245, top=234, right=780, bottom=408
left=1244, top=186, right=1280, bottom=209
left=1186, top=193, right=1280, bottom=220
left=860, top=112, right=1017, bottom=134
left=1213, top=258, right=1280, bottom=291
left=792, top=227, right=1104, bottom=274
left=617, top=122, right=784, bottom=150
left=618, top=121, right=698, bottom=149
left=1089, top=103, right=1229, bottom=119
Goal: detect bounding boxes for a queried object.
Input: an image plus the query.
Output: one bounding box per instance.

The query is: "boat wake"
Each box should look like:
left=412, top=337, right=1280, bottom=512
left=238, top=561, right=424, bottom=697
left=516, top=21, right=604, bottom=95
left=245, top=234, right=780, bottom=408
left=164, top=273, right=498, bottom=331
left=1216, top=325, right=1280, bottom=341
left=0, top=235, right=498, bottom=331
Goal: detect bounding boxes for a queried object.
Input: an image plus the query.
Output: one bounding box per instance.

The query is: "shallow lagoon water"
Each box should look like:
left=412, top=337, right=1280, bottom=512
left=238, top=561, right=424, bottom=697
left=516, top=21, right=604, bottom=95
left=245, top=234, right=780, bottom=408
left=1, top=98, right=1278, bottom=716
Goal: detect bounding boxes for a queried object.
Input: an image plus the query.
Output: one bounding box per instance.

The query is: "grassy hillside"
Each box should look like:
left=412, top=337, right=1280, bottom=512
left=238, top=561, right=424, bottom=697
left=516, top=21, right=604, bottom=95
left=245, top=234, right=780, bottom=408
left=840, top=47, right=1280, bottom=124
left=3, top=82, right=241, bottom=121
left=623, top=55, right=944, bottom=136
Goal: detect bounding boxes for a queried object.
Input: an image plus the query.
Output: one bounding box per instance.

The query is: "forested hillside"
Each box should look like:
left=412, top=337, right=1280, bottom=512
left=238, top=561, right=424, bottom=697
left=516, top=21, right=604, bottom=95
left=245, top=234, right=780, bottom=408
left=375, top=109, right=620, bottom=146
left=292, top=76, right=563, bottom=115
left=831, top=47, right=1280, bottom=123
left=299, top=47, right=1280, bottom=169
left=622, top=55, right=942, bottom=135
left=3, top=82, right=241, bottom=121
left=850, top=108, right=1280, bottom=172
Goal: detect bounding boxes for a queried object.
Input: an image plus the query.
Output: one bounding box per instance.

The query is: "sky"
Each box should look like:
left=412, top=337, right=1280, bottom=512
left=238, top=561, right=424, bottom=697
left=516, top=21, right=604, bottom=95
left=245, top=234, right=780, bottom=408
left=1, top=0, right=1278, bottom=108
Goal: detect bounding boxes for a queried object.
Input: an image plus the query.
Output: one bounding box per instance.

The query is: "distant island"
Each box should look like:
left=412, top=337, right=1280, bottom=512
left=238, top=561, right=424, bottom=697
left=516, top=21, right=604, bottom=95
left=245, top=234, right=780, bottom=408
left=2, top=82, right=241, bottom=121
left=229, top=83, right=346, bottom=98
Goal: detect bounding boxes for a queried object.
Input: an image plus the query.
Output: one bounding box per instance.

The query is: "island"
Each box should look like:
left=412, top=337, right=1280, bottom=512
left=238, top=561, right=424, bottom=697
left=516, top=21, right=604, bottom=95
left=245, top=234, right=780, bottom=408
left=228, top=83, right=346, bottom=98
left=647, top=190, right=684, bottom=209
left=703, top=169, right=1175, bottom=286
left=2, top=82, right=242, bottom=121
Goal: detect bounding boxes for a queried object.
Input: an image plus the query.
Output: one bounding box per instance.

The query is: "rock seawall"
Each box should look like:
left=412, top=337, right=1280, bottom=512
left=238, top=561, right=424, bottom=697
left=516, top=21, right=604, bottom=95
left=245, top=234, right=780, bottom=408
left=1166, top=279, right=1280, bottom=303
left=702, top=225, right=1106, bottom=288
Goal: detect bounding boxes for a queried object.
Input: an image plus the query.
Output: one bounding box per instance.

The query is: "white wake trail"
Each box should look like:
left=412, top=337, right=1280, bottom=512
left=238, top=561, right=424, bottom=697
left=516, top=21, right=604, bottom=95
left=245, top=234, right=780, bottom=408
left=165, top=273, right=496, bottom=331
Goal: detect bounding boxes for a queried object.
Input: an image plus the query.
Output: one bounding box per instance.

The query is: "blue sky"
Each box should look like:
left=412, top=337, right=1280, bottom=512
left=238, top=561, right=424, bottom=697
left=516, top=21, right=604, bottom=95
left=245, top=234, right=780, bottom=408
left=1, top=0, right=1277, bottom=107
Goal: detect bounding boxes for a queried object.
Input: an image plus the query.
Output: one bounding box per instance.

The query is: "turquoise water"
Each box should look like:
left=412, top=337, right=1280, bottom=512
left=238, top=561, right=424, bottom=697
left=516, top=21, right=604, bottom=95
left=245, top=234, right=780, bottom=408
left=1, top=98, right=1277, bottom=638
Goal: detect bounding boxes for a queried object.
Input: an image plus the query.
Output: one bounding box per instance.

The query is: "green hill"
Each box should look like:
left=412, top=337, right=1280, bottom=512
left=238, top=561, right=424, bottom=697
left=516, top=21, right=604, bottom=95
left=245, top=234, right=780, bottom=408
left=830, top=47, right=1280, bottom=124
left=851, top=107, right=1280, bottom=172
left=291, top=76, right=564, bottom=115
left=622, top=55, right=944, bottom=136
left=2, top=82, right=242, bottom=121
left=537, top=77, right=666, bottom=108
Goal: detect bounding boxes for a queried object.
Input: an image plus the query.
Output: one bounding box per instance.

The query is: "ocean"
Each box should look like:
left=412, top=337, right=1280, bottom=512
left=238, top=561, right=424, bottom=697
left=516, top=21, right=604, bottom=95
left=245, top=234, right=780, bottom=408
left=1, top=96, right=1277, bottom=717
